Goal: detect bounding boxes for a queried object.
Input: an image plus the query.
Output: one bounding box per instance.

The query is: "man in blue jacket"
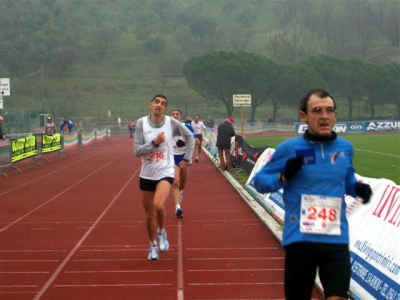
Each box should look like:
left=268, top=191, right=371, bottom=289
left=253, top=89, right=372, bottom=300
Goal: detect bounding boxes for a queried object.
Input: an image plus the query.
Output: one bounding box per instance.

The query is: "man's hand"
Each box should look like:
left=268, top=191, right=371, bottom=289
left=355, top=182, right=372, bottom=204
left=282, top=156, right=304, bottom=181
left=176, top=139, right=186, bottom=147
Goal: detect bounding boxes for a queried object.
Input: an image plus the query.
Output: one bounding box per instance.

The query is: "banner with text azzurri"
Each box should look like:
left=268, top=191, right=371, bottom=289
left=245, top=150, right=399, bottom=300
left=295, top=121, right=400, bottom=134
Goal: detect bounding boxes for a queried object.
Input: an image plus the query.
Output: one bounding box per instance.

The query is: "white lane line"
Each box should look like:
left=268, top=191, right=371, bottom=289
left=0, top=285, right=38, bottom=288
left=0, top=250, right=67, bottom=252
left=0, top=272, right=49, bottom=274
left=354, top=148, right=400, bottom=158
left=54, top=283, right=172, bottom=288
left=187, top=257, right=284, bottom=260
left=65, top=270, right=172, bottom=274
left=177, top=221, right=184, bottom=300
left=0, top=260, right=58, bottom=262
left=33, top=166, right=138, bottom=300
left=187, top=247, right=279, bottom=250
left=189, top=282, right=283, bottom=286
left=189, top=269, right=284, bottom=272
left=72, top=258, right=173, bottom=262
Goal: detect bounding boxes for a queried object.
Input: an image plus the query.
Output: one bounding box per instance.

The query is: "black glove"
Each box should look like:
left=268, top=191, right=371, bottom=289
left=283, top=156, right=304, bottom=181
left=176, top=139, right=186, bottom=147
left=355, top=182, right=372, bottom=204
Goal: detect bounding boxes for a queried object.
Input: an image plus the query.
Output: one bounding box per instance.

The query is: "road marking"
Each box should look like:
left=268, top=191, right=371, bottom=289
left=54, top=283, right=173, bottom=287
left=189, top=268, right=284, bottom=272
left=64, top=270, right=172, bottom=274
left=177, top=222, right=184, bottom=300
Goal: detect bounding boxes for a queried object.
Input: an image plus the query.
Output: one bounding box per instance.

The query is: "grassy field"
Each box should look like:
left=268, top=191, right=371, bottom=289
left=242, top=133, right=400, bottom=184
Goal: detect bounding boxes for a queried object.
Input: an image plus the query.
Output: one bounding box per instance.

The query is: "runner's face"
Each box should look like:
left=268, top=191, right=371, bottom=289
left=170, top=111, right=182, bottom=120
left=300, top=95, right=336, bottom=136
left=194, top=116, right=200, bottom=123
left=149, top=97, right=167, bottom=116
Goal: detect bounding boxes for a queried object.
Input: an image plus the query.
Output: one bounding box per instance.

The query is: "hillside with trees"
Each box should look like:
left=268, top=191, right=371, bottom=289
left=0, top=0, right=399, bottom=125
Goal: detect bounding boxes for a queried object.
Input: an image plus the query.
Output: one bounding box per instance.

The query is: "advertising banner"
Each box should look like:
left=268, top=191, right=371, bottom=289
left=245, top=149, right=400, bottom=300
left=42, top=133, right=62, bottom=153
left=233, top=135, right=267, bottom=175
left=11, top=135, right=37, bottom=163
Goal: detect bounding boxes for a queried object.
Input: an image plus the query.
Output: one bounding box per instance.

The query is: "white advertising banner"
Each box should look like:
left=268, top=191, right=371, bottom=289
left=245, top=148, right=400, bottom=300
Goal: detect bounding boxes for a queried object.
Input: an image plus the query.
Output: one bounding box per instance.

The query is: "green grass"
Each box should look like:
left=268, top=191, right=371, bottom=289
left=239, top=133, right=400, bottom=184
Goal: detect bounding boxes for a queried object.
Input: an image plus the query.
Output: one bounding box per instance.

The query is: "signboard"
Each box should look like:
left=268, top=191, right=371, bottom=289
left=233, top=94, right=251, bottom=107
left=0, top=96, right=3, bottom=109
left=0, top=78, right=10, bottom=96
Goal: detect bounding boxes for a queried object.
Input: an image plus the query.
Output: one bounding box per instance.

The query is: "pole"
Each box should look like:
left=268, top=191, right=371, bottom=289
left=41, top=64, right=44, bottom=102
left=241, top=106, right=244, bottom=137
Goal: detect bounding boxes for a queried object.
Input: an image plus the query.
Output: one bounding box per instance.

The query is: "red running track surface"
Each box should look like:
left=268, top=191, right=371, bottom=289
left=0, top=136, right=323, bottom=300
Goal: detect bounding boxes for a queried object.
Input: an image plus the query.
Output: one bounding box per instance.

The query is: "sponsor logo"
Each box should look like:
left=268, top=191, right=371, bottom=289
left=366, top=121, right=400, bottom=131
left=350, top=125, right=363, bottom=130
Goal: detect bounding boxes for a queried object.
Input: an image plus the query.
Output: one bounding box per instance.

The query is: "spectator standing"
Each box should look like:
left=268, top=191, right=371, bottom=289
left=128, top=119, right=135, bottom=138
left=0, top=116, right=6, bottom=140
left=204, top=116, right=214, bottom=128
left=134, top=95, right=194, bottom=260
left=253, top=89, right=372, bottom=300
left=191, top=114, right=206, bottom=162
left=170, top=108, right=196, bottom=219
left=60, top=117, right=73, bottom=133
left=216, top=117, right=235, bottom=171
left=44, top=115, right=57, bottom=135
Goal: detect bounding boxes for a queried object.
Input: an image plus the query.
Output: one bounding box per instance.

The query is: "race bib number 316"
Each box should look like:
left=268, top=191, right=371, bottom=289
left=300, top=194, right=342, bottom=235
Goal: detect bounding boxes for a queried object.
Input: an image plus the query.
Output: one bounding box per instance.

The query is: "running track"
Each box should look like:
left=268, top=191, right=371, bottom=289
left=0, top=136, right=323, bottom=300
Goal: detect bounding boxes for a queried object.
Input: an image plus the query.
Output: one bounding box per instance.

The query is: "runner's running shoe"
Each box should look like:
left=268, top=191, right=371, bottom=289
left=148, top=245, right=159, bottom=260
left=195, top=156, right=198, bottom=162
left=158, top=230, right=169, bottom=252
left=176, top=207, right=183, bottom=219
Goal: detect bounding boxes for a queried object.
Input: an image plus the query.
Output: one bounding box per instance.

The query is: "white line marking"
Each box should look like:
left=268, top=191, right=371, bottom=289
left=0, top=271, right=49, bottom=274
left=72, top=258, right=173, bottom=262
left=54, top=283, right=173, bottom=288
left=187, top=257, right=284, bottom=260
left=0, top=260, right=58, bottom=262
left=177, top=221, right=184, bottom=300
left=187, top=247, right=279, bottom=250
left=33, top=165, right=139, bottom=300
left=188, top=282, right=283, bottom=286
left=65, top=270, right=172, bottom=273
left=0, top=250, right=67, bottom=252
left=0, top=285, right=38, bottom=288
left=354, top=148, right=400, bottom=158
left=189, top=269, right=284, bottom=272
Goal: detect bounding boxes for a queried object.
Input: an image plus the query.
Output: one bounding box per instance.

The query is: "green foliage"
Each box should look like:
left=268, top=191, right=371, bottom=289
left=0, top=0, right=399, bottom=123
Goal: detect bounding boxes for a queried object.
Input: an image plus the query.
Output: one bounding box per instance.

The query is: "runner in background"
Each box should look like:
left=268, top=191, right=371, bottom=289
left=191, top=114, right=205, bottom=163
left=134, top=95, right=194, bottom=260
left=170, top=108, right=196, bottom=219
left=253, top=88, right=372, bottom=300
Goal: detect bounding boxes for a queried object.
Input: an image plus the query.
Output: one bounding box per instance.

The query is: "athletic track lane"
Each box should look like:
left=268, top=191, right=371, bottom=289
left=0, top=136, right=323, bottom=300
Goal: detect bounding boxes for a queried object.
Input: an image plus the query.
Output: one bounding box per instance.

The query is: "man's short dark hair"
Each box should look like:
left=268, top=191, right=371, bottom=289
left=151, top=94, right=168, bottom=104
left=300, top=89, right=336, bottom=113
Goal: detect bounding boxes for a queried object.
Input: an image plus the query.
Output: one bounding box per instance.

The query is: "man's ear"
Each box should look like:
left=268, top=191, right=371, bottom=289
left=300, top=111, right=307, bottom=122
